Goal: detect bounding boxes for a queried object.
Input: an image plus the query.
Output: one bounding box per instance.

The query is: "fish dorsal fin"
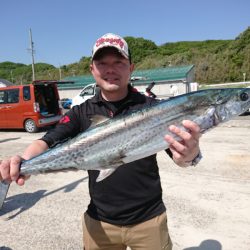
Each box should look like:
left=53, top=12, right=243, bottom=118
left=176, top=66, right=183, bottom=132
left=90, top=115, right=110, bottom=127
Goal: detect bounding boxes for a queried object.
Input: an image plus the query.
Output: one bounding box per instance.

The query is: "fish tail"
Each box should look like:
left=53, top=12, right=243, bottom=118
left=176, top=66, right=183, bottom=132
left=0, top=181, right=10, bottom=210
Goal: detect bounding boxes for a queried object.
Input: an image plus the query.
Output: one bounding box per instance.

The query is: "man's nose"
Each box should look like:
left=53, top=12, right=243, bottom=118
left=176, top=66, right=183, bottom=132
left=105, top=64, right=115, bottom=73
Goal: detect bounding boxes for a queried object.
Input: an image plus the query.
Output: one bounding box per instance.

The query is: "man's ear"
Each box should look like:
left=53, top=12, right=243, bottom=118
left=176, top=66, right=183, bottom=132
left=89, top=64, right=93, bottom=73
left=130, top=63, right=135, bottom=73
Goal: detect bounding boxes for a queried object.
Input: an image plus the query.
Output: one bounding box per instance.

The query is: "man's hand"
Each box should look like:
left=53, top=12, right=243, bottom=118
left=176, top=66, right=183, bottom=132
left=0, top=139, right=49, bottom=186
left=0, top=155, right=28, bottom=186
left=165, top=120, right=201, bottom=167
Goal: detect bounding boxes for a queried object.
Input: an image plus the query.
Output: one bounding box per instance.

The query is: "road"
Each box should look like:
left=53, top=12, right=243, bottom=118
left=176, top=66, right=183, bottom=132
left=0, top=116, right=250, bottom=250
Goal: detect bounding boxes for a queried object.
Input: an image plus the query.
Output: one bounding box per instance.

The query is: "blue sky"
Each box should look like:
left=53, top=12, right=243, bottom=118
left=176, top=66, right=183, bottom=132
left=1, top=0, right=249, bottom=67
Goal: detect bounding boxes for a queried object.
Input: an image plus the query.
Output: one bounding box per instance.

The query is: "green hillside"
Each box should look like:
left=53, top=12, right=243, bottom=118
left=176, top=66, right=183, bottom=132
left=1, top=27, right=250, bottom=85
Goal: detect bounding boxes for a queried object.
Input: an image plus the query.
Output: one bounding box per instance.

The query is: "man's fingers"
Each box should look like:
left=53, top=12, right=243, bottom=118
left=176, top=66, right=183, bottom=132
left=169, top=145, right=182, bottom=160
left=16, top=176, right=29, bottom=186
left=165, top=134, right=187, bottom=155
left=9, top=155, right=22, bottom=181
left=0, top=156, right=22, bottom=183
left=182, top=120, right=201, bottom=139
left=0, top=159, right=12, bottom=181
left=167, top=121, right=201, bottom=148
left=168, top=124, right=192, bottom=141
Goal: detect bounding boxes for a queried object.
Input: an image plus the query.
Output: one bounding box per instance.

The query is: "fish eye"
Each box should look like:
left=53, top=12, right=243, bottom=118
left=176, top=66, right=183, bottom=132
left=240, top=92, right=249, bottom=101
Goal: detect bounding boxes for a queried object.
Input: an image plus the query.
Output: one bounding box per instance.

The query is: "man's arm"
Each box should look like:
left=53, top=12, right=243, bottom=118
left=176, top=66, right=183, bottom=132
left=0, top=106, right=87, bottom=186
left=22, top=139, right=49, bottom=160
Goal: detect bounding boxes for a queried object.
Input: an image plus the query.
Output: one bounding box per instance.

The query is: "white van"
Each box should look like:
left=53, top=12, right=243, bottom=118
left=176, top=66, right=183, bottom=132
left=71, top=83, right=96, bottom=107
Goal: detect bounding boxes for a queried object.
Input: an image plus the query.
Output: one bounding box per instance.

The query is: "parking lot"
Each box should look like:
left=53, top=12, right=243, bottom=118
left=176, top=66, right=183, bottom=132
left=0, top=115, right=250, bottom=250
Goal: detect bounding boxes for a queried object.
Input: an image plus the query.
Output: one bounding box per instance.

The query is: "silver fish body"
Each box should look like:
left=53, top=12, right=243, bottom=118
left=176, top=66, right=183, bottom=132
left=0, top=88, right=250, bottom=209
left=19, top=88, right=250, bottom=181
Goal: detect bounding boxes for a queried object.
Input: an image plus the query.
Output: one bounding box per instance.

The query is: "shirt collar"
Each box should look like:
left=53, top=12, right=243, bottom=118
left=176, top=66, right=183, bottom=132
left=90, top=84, right=145, bottom=105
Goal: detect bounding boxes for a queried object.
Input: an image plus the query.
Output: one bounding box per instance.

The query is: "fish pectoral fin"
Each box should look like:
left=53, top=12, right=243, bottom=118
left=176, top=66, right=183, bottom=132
left=89, top=115, right=110, bottom=128
left=96, top=168, right=117, bottom=182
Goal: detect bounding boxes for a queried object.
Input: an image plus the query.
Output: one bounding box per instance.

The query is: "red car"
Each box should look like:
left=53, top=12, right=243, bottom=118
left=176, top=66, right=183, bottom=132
left=0, top=80, right=73, bottom=132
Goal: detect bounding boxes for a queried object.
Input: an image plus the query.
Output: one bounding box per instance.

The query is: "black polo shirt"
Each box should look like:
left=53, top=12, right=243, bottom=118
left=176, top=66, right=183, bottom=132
left=41, top=86, right=169, bottom=225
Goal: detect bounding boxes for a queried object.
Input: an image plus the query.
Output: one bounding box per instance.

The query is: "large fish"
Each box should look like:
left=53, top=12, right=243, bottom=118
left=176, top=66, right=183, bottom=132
left=0, top=88, right=250, bottom=209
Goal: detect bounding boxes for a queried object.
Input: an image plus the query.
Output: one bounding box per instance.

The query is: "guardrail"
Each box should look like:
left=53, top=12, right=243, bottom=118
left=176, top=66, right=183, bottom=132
left=202, top=81, right=250, bottom=88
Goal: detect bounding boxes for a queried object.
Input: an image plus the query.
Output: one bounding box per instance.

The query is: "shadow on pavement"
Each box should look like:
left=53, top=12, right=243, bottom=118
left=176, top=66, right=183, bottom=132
left=183, top=239, right=222, bottom=250
left=0, top=176, right=88, bottom=220
left=0, top=138, right=20, bottom=143
left=0, top=247, right=13, bottom=250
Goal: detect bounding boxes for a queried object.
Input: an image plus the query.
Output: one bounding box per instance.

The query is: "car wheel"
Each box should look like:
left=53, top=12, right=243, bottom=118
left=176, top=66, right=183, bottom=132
left=24, top=119, right=39, bottom=133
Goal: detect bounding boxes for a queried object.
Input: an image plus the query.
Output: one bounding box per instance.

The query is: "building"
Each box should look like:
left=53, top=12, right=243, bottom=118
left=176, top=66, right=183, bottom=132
left=129, top=65, right=196, bottom=98
left=0, top=79, right=14, bottom=88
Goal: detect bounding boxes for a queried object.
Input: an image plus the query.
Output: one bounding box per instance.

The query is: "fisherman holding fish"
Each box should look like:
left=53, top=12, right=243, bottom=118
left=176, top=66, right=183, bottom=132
left=0, top=33, right=202, bottom=250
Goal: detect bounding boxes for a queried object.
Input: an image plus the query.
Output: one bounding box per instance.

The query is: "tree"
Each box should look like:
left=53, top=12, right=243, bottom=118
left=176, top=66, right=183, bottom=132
left=125, top=36, right=158, bottom=64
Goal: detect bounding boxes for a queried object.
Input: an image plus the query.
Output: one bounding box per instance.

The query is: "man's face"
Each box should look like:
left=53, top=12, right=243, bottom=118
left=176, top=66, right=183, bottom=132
left=90, top=48, right=134, bottom=94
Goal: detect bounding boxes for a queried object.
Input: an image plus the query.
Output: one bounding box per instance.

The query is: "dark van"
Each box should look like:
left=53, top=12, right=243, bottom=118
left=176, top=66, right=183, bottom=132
left=0, top=80, right=72, bottom=133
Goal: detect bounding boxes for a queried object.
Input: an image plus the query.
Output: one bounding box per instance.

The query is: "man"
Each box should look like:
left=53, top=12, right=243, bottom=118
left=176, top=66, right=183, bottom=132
left=170, top=84, right=179, bottom=97
left=0, top=33, right=202, bottom=250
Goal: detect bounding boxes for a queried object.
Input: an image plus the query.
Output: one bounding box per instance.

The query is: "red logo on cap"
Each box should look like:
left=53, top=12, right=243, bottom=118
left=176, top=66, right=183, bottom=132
left=96, top=37, right=124, bottom=49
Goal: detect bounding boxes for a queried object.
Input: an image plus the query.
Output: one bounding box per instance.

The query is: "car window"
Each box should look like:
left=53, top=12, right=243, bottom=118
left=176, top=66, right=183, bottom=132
left=80, top=85, right=95, bottom=96
left=7, top=89, right=19, bottom=103
left=23, top=86, right=31, bottom=101
left=0, top=91, right=5, bottom=103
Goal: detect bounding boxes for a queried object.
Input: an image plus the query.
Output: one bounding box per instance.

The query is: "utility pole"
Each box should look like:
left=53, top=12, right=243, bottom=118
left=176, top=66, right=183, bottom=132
left=28, top=28, right=36, bottom=81
left=59, top=64, right=62, bottom=80
left=10, top=70, right=14, bottom=83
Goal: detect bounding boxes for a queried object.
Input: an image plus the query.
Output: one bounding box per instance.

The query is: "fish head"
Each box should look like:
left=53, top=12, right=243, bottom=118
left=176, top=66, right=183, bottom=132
left=212, top=88, right=250, bottom=121
left=192, top=88, right=250, bottom=133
